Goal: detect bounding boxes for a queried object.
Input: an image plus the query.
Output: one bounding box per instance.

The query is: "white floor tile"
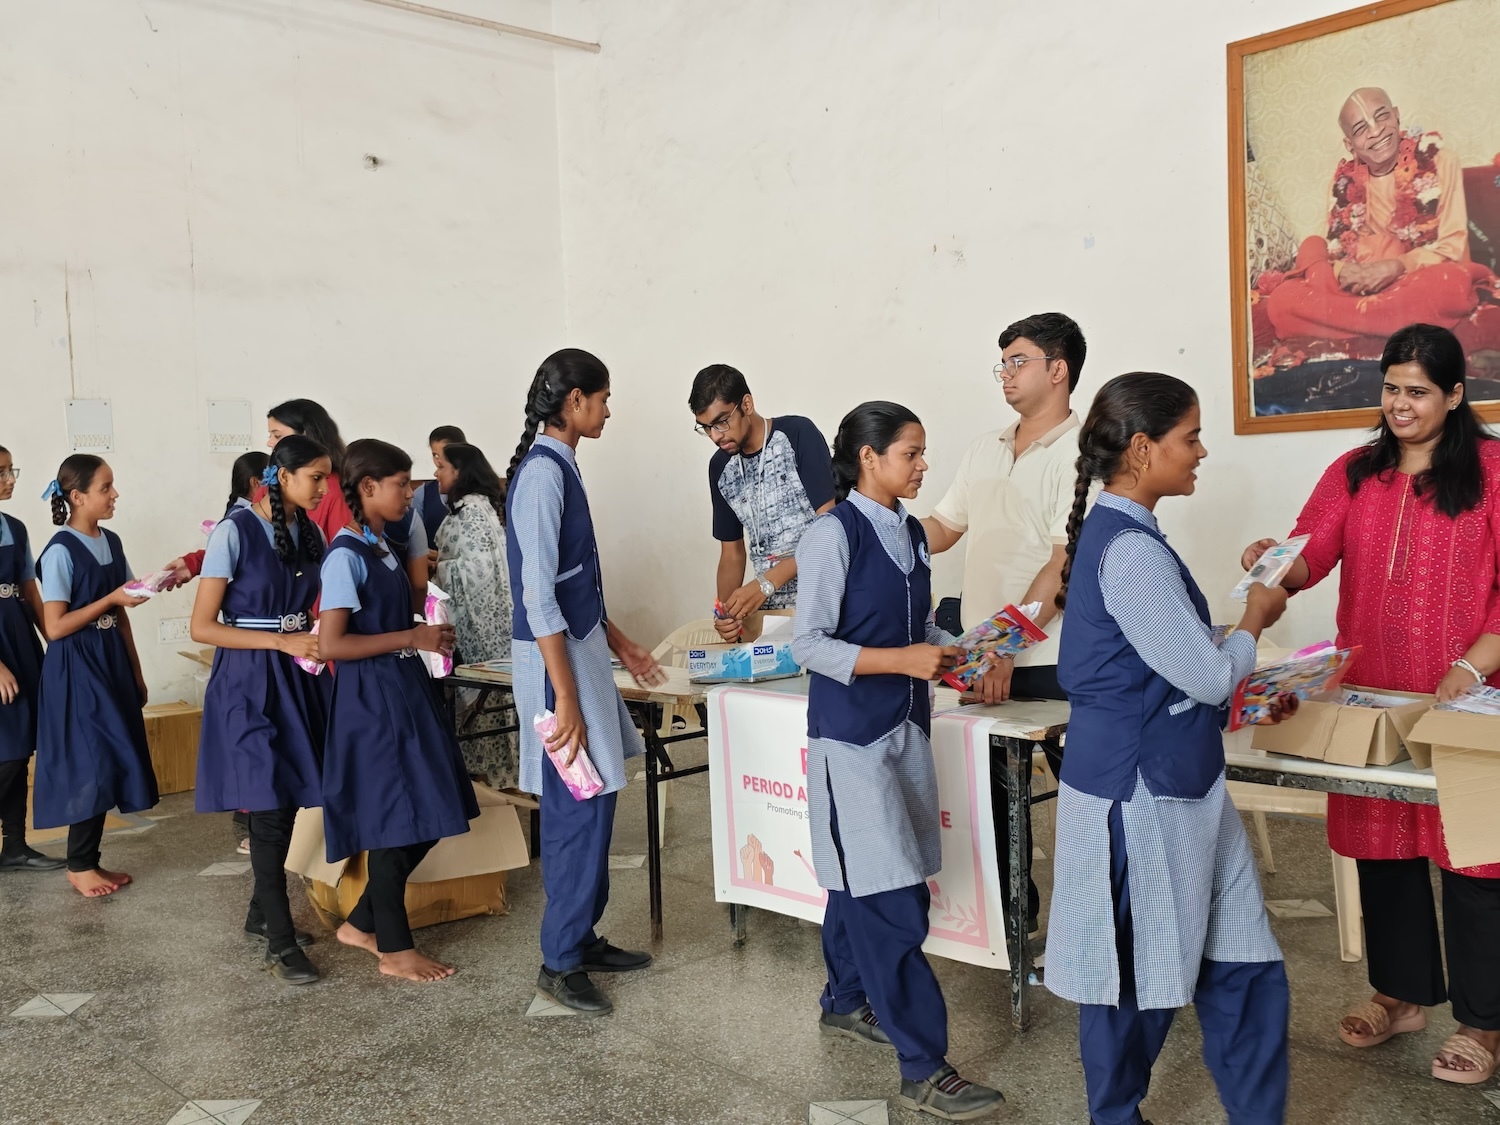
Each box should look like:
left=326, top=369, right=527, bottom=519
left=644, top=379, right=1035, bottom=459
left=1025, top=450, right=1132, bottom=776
left=167, top=1100, right=261, bottom=1125
left=525, top=994, right=581, bottom=1018
left=1265, top=898, right=1333, bottom=919
left=848, top=1105, right=889, bottom=1125
left=1483, top=1090, right=1500, bottom=1111
left=40, top=993, right=95, bottom=1015
left=11, top=996, right=66, bottom=1018
left=166, top=1106, right=216, bottom=1125
left=197, top=862, right=253, bottom=877
left=609, top=854, right=646, bottom=869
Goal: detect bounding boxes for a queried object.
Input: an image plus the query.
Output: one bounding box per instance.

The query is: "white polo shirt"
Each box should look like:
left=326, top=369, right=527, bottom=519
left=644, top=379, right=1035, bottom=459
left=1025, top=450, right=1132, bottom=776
left=931, top=413, right=1083, bottom=667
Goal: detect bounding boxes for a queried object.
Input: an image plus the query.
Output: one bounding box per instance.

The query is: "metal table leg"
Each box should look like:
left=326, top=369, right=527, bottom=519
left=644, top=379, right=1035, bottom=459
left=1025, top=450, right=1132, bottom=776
left=638, top=701, right=666, bottom=943
left=1002, top=735, right=1034, bottom=1032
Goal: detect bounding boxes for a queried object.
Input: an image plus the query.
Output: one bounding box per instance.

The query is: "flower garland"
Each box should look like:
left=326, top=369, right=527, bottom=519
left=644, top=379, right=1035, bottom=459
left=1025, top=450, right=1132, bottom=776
left=1326, top=130, right=1445, bottom=260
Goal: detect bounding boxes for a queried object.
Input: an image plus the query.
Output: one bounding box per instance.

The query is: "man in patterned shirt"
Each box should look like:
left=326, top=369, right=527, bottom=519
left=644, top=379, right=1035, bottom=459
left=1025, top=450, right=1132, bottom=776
left=690, top=364, right=835, bottom=641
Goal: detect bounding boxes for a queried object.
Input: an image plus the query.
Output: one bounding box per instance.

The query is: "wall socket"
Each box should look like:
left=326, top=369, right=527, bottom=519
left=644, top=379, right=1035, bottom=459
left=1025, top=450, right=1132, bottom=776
left=157, top=617, right=193, bottom=644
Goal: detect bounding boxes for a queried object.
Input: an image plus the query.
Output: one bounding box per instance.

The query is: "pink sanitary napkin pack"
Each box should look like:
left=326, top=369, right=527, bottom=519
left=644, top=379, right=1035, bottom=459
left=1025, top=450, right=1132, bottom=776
left=535, top=709, right=605, bottom=801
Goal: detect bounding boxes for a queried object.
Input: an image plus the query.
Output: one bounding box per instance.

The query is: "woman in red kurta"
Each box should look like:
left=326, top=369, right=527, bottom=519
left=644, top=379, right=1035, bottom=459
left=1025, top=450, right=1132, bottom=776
left=1245, top=323, right=1500, bottom=1085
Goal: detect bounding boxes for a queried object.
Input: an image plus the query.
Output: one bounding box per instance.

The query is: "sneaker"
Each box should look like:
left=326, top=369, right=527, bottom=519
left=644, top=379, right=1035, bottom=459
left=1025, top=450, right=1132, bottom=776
left=898, top=1064, right=1005, bottom=1121
left=244, top=919, right=316, bottom=948
left=818, top=1003, right=894, bottom=1048
left=263, top=946, right=320, bottom=986
left=537, top=967, right=612, bottom=1015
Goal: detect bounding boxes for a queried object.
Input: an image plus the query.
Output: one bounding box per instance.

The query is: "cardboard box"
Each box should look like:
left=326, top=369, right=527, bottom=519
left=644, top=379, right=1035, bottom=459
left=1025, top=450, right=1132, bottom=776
left=142, top=701, right=202, bottom=794
left=285, top=782, right=531, bottom=930
left=1408, top=708, right=1500, bottom=869
left=1250, top=686, right=1433, bottom=767
left=688, top=609, right=801, bottom=683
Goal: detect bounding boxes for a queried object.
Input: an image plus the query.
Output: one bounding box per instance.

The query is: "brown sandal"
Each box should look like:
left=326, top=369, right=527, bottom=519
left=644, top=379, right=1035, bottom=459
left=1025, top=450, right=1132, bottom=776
left=1337, top=1000, right=1426, bottom=1048
left=1431, top=1033, right=1498, bottom=1085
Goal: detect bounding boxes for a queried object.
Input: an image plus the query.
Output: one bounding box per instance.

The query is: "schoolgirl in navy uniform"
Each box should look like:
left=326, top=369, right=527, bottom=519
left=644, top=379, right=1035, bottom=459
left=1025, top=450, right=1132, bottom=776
left=317, top=438, right=478, bottom=983
left=1047, top=374, right=1295, bottom=1125
left=0, top=444, right=62, bottom=873
left=505, top=348, right=662, bottom=1016
left=791, top=401, right=1005, bottom=1121
left=191, top=435, right=332, bottom=985
left=34, top=456, right=156, bottom=898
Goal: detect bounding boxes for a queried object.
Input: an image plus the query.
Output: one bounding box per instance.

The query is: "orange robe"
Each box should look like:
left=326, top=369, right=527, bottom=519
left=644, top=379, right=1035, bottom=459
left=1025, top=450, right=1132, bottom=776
left=1264, top=146, right=1485, bottom=340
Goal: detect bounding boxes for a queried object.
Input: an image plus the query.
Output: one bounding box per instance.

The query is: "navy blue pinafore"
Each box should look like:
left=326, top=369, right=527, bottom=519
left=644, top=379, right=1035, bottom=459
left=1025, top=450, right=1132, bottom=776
left=196, top=508, right=326, bottom=814
left=33, top=529, right=158, bottom=829
left=0, top=515, right=44, bottom=764
left=319, top=534, right=477, bottom=861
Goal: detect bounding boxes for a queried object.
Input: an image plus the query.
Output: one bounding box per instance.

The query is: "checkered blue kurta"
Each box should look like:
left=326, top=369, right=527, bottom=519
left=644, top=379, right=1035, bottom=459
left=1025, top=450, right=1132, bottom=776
left=792, top=491, right=954, bottom=898
left=1046, top=771, right=1283, bottom=1009
left=508, top=436, right=643, bottom=798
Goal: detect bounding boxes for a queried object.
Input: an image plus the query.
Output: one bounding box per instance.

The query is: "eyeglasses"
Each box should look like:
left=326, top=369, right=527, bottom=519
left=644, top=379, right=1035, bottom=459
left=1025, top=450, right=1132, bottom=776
left=993, top=354, right=1054, bottom=383
left=694, top=403, right=743, bottom=437
left=0, top=468, right=18, bottom=481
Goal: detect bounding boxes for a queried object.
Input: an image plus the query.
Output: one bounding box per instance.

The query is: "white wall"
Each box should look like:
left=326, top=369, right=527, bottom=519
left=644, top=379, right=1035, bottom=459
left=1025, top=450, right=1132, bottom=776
left=3, top=0, right=567, bottom=700
left=550, top=0, right=1370, bottom=653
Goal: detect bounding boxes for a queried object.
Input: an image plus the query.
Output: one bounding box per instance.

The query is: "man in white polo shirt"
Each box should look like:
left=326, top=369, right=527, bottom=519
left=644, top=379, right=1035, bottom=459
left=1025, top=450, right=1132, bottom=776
left=923, top=312, right=1086, bottom=933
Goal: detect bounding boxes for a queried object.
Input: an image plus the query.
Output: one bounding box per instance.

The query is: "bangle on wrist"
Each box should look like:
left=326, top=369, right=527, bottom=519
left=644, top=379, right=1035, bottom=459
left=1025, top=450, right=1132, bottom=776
left=1453, top=658, right=1485, bottom=684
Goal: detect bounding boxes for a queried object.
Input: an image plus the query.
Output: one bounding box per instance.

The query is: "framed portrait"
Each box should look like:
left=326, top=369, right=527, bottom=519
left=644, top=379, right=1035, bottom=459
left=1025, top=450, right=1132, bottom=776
left=1228, top=0, right=1500, bottom=434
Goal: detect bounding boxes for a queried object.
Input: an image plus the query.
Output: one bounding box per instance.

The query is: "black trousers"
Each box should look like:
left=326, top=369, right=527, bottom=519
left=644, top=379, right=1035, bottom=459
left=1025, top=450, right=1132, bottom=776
left=245, top=808, right=299, bottom=954
left=67, top=814, right=107, bottom=873
left=0, top=759, right=29, bottom=854
left=346, top=841, right=436, bottom=954
left=993, top=664, right=1066, bottom=935
left=1359, top=856, right=1500, bottom=1031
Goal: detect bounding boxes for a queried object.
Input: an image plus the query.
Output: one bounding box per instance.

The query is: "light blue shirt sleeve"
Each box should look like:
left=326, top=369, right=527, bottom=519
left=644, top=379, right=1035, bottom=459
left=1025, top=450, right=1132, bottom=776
left=319, top=544, right=368, bottom=613
left=508, top=457, right=571, bottom=638
left=200, top=520, right=242, bottom=581
left=1099, top=530, right=1259, bottom=707
left=21, top=536, right=35, bottom=583
left=405, top=509, right=429, bottom=563
left=790, top=515, right=862, bottom=686
left=39, top=544, right=74, bottom=604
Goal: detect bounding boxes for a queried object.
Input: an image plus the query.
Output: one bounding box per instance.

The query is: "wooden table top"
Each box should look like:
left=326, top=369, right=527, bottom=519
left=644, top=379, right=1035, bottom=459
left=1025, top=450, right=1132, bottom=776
left=453, top=661, right=708, bottom=706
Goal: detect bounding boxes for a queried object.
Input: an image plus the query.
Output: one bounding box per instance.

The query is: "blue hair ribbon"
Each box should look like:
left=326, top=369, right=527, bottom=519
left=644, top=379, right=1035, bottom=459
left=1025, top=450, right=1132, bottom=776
left=261, top=465, right=280, bottom=487
left=42, top=480, right=63, bottom=501
left=360, top=524, right=381, bottom=546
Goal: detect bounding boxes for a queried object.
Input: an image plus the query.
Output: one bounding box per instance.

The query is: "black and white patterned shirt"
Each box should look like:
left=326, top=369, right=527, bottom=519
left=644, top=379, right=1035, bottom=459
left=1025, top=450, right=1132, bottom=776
left=710, top=415, right=834, bottom=608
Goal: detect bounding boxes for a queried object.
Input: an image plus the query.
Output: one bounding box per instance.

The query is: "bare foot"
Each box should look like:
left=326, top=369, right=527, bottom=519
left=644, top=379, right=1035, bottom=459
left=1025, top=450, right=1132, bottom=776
left=97, top=867, right=132, bottom=887
left=67, top=869, right=121, bottom=898
left=1341, top=992, right=1419, bottom=1038
left=378, top=949, right=455, bottom=982
left=335, top=922, right=379, bottom=956
left=1435, top=1026, right=1500, bottom=1074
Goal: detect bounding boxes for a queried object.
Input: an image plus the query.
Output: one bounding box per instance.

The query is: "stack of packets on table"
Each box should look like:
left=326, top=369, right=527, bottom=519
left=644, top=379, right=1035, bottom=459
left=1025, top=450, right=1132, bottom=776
left=1231, top=535, right=1310, bottom=600
left=1228, top=641, right=1359, bottom=731
left=940, top=602, right=1048, bottom=693
left=1434, top=684, right=1500, bottom=715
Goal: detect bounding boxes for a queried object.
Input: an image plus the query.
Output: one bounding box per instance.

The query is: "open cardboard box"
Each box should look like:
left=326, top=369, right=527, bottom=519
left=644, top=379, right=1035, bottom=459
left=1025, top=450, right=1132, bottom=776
left=688, top=607, right=802, bottom=683
left=1250, top=685, right=1433, bottom=767
left=1408, top=708, right=1500, bottom=869
left=142, top=701, right=202, bottom=794
left=285, top=782, right=531, bottom=930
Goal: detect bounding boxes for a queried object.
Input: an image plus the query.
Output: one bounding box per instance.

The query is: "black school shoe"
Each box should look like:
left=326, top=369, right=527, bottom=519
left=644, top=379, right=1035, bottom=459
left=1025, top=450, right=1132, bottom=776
left=244, top=920, right=316, bottom=949
left=576, top=936, right=652, bottom=973
left=818, top=1003, right=894, bottom=1048
left=898, top=1065, right=1005, bottom=1121
left=0, top=846, right=67, bottom=872
left=263, top=947, right=320, bottom=986
left=537, top=967, right=613, bottom=1015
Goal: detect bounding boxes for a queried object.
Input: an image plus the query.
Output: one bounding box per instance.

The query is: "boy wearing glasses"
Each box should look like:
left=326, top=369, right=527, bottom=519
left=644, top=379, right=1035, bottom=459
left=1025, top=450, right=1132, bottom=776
left=922, top=312, right=1088, bottom=936
left=689, top=365, right=835, bottom=640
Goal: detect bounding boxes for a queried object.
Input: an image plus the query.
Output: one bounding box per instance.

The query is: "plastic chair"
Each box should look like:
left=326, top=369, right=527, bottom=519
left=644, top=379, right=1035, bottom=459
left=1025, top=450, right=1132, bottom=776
left=642, top=619, right=720, bottom=849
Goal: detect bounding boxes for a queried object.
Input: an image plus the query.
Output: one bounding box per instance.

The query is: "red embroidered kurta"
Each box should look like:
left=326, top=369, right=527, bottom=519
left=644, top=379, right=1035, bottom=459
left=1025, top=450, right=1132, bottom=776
left=1291, top=443, right=1500, bottom=877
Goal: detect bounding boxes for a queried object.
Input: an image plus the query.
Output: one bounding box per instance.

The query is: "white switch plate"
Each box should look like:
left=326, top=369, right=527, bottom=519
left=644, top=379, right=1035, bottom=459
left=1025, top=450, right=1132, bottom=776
left=158, top=617, right=192, bottom=644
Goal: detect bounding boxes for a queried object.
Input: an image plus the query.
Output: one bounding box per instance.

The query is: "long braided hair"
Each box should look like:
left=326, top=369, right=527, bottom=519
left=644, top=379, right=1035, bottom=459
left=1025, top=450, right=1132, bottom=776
left=504, top=348, right=611, bottom=499
left=51, top=455, right=105, bottom=525
left=341, top=438, right=413, bottom=558
left=262, top=435, right=329, bottom=566
left=225, top=451, right=269, bottom=517
left=1055, top=372, right=1199, bottom=611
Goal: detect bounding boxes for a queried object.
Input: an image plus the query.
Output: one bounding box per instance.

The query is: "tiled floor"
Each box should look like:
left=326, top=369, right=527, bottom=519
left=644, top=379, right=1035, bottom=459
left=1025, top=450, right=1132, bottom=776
left=1, top=752, right=1497, bottom=1125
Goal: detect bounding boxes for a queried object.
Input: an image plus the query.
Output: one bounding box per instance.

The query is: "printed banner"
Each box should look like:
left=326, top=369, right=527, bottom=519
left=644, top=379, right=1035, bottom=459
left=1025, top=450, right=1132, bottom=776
left=707, top=684, right=1009, bottom=970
